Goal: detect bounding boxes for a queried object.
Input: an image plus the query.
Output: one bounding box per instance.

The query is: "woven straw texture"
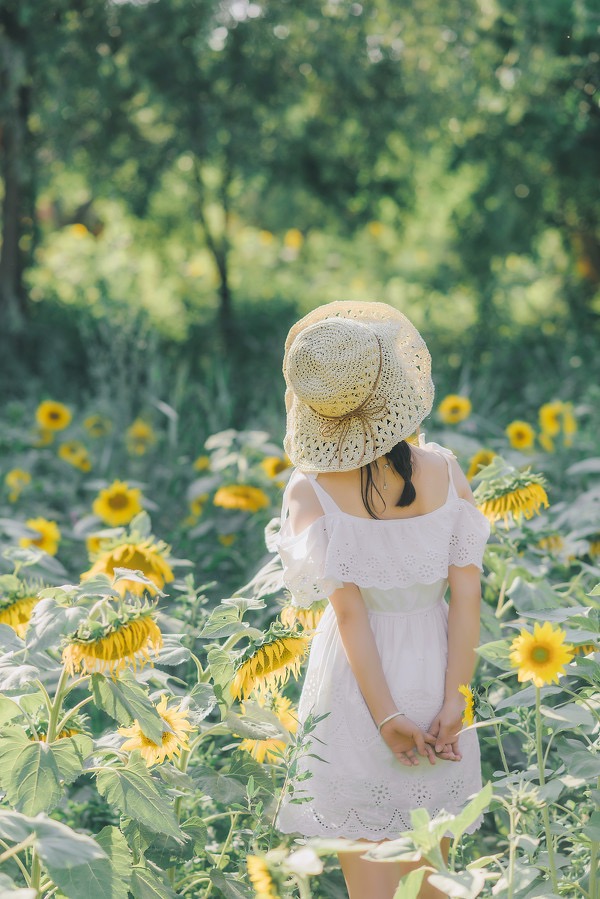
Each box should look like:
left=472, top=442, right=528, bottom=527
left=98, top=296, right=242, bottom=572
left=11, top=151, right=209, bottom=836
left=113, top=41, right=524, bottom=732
left=283, top=301, right=435, bottom=471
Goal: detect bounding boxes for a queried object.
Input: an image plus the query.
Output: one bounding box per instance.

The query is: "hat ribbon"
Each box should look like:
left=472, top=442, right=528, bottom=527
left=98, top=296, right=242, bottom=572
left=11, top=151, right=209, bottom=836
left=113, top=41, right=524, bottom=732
left=311, top=337, right=388, bottom=466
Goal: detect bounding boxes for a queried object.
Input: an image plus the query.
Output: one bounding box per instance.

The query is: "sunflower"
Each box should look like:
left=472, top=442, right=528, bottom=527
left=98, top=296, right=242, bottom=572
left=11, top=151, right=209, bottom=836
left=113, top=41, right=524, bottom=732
left=231, top=627, right=311, bottom=700
left=246, top=855, right=280, bottom=899
left=126, top=419, right=156, bottom=456
left=284, top=228, right=304, bottom=250
left=58, top=440, right=92, bottom=472
left=473, top=456, right=549, bottom=528
left=509, top=621, right=574, bottom=688
left=505, top=420, right=535, bottom=451
left=193, top=454, right=211, bottom=471
left=93, top=480, right=143, bottom=527
left=214, top=485, right=270, bottom=513
left=572, top=643, right=597, bottom=656
left=261, top=456, right=291, bottom=479
left=538, top=431, right=555, bottom=453
left=31, top=428, right=54, bottom=447
left=118, top=695, right=194, bottom=766
left=239, top=695, right=298, bottom=764
left=458, top=684, right=475, bottom=727
left=438, top=395, right=472, bottom=424
left=62, top=608, right=163, bottom=676
left=539, top=402, right=563, bottom=438
left=0, top=582, right=41, bottom=638
left=86, top=534, right=110, bottom=556
left=5, top=469, right=31, bottom=502
left=19, top=518, right=61, bottom=556
left=537, top=534, right=564, bottom=554
left=280, top=600, right=327, bottom=631
left=186, top=493, right=209, bottom=524
left=466, top=450, right=496, bottom=481
left=84, top=414, right=112, bottom=438
left=218, top=534, right=237, bottom=547
left=36, top=400, right=72, bottom=432
left=588, top=538, right=600, bottom=559
left=83, top=536, right=174, bottom=597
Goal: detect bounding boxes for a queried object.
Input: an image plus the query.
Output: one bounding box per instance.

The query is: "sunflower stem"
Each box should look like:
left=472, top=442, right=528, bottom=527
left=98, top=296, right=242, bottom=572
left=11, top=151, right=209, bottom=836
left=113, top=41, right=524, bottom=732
left=221, top=627, right=264, bottom=653
left=590, top=777, right=599, bottom=899
left=30, top=849, right=41, bottom=896
left=495, top=573, right=509, bottom=618
left=492, top=721, right=510, bottom=775
left=0, top=834, right=36, bottom=865
left=535, top=686, right=559, bottom=893
left=507, top=807, right=520, bottom=899
left=200, top=812, right=240, bottom=899
left=46, top=668, right=70, bottom=744
left=0, top=838, right=31, bottom=882
left=55, top=695, right=94, bottom=735
left=295, top=876, right=313, bottom=899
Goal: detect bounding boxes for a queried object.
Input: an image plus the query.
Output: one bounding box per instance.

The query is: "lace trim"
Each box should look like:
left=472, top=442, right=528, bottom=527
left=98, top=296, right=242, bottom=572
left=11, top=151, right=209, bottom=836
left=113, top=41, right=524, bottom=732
left=275, top=500, right=490, bottom=607
left=276, top=807, right=484, bottom=840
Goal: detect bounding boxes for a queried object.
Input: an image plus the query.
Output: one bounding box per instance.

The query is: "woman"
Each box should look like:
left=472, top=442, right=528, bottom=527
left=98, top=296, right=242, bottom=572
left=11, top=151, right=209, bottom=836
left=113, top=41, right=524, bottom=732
left=272, top=302, right=490, bottom=899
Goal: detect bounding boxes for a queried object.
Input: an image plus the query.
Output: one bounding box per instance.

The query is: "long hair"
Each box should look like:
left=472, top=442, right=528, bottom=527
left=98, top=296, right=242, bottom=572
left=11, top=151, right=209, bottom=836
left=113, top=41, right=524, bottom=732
left=360, top=440, right=416, bottom=519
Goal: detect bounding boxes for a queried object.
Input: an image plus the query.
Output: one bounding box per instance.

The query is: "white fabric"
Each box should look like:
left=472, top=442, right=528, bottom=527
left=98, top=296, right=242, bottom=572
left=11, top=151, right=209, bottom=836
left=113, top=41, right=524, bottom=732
left=273, top=441, right=491, bottom=839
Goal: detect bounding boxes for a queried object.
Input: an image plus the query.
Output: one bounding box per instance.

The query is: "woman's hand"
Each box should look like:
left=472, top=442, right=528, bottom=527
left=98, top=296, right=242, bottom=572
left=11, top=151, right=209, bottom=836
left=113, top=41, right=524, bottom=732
left=380, top=715, right=437, bottom=767
left=428, top=696, right=464, bottom=761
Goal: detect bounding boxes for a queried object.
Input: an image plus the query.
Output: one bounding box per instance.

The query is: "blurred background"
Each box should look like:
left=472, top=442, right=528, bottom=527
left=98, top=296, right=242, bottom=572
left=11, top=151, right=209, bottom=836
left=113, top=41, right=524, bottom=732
left=1, top=0, right=599, bottom=438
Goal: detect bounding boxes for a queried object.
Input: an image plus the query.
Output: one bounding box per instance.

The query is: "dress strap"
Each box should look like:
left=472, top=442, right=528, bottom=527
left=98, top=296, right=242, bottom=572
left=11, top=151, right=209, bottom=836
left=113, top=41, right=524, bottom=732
left=303, top=472, right=341, bottom=516
left=434, top=447, right=459, bottom=500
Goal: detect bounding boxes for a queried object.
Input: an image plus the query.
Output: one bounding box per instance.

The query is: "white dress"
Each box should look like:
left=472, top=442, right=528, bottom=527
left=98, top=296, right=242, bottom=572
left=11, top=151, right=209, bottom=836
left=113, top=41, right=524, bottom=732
left=272, top=439, right=491, bottom=840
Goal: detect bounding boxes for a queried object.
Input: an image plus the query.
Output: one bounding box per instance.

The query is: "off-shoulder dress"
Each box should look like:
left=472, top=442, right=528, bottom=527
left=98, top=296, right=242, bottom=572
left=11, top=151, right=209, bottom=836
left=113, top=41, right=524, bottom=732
left=272, top=438, right=491, bottom=840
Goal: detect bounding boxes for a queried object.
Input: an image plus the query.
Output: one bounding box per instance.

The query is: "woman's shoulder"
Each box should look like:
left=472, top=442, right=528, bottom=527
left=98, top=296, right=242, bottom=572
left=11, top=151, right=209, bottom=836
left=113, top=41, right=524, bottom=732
left=285, top=469, right=324, bottom=534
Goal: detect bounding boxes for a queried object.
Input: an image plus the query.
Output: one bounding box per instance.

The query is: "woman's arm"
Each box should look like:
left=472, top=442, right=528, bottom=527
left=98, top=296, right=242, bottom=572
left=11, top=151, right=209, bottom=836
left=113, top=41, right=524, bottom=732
left=329, top=584, right=437, bottom=766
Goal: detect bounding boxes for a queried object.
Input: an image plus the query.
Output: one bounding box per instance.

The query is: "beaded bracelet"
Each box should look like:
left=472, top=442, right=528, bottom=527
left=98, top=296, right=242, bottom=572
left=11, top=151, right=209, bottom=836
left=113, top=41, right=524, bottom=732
left=377, top=711, right=406, bottom=733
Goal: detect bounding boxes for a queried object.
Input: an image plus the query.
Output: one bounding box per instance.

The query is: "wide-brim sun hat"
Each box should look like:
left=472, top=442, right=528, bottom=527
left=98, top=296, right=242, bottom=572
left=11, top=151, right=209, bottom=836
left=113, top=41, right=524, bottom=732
left=283, top=301, right=435, bottom=472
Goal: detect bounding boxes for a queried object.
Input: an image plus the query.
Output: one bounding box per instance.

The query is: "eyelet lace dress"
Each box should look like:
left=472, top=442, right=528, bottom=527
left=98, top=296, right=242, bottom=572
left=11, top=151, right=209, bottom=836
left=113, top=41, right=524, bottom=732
left=272, top=439, right=491, bottom=840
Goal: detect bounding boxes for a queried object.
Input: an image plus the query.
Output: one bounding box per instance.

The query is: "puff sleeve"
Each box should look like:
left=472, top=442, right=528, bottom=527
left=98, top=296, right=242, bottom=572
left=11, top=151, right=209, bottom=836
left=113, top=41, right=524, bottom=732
left=269, top=472, right=343, bottom=607
left=448, top=501, right=491, bottom=570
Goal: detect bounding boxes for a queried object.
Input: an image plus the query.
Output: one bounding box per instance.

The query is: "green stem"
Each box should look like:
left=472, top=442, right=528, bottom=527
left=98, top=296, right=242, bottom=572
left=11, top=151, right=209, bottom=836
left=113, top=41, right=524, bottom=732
left=495, top=573, right=509, bottom=618
left=55, top=695, right=94, bottom=734
left=559, top=687, right=600, bottom=724
left=535, top=686, right=559, bottom=893
left=220, top=627, right=264, bottom=654
left=0, top=838, right=31, bottom=882
left=201, top=812, right=240, bottom=899
left=0, top=833, right=36, bottom=865
left=30, top=849, right=42, bottom=897
left=507, top=807, right=520, bottom=899
left=493, top=721, right=511, bottom=775
left=46, top=668, right=70, bottom=744
left=180, top=876, right=211, bottom=894
left=591, top=776, right=599, bottom=899
left=296, top=876, right=313, bottom=899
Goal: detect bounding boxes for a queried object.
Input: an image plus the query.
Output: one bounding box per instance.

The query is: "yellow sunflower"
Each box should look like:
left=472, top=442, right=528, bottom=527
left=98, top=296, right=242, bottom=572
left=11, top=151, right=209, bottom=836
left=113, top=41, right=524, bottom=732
left=214, top=485, right=270, bottom=513
left=92, top=480, right=143, bottom=527
left=86, top=534, right=110, bottom=556
left=537, top=534, right=564, bottom=553
left=218, top=534, right=237, bottom=547
left=280, top=601, right=327, bottom=631
left=246, top=856, right=280, bottom=899
left=458, top=684, right=475, bottom=727
left=466, top=450, right=496, bottom=481
left=5, top=469, right=31, bottom=502
left=239, top=695, right=298, bottom=764
left=0, top=593, right=40, bottom=639
left=118, top=695, right=194, bottom=766
left=260, top=456, right=291, bottom=479
left=126, top=419, right=156, bottom=456
left=193, top=454, right=211, bottom=471
left=538, top=431, right=555, bottom=453
left=284, top=228, right=304, bottom=250
left=509, top=621, right=574, bottom=688
left=538, top=402, right=563, bottom=438
left=473, top=457, right=549, bottom=529
left=31, top=428, right=54, bottom=447
left=62, top=610, right=163, bottom=676
left=58, top=440, right=92, bottom=472
left=83, top=537, right=174, bottom=597
left=35, top=400, right=72, bottom=432
left=505, top=420, right=535, bottom=451
left=438, top=395, right=472, bottom=424
left=187, top=493, right=209, bottom=523
left=572, top=643, right=597, bottom=656
left=231, top=629, right=311, bottom=700
left=19, top=518, right=61, bottom=556
left=84, top=414, right=112, bottom=438
left=588, top=538, right=600, bottom=559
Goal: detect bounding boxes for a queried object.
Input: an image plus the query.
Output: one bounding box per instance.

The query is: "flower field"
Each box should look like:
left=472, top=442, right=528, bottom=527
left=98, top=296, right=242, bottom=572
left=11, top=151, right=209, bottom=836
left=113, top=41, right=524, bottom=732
left=0, top=392, right=598, bottom=899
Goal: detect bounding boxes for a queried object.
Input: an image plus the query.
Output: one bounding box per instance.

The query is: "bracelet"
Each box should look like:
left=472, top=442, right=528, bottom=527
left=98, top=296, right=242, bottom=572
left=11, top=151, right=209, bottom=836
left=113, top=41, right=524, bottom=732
left=377, top=711, right=405, bottom=733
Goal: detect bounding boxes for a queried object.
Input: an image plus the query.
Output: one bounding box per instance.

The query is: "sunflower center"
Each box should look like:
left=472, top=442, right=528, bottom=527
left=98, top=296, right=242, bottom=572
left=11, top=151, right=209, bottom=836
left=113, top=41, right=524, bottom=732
left=49, top=411, right=60, bottom=420
left=108, top=492, right=130, bottom=510
left=531, top=646, right=550, bottom=663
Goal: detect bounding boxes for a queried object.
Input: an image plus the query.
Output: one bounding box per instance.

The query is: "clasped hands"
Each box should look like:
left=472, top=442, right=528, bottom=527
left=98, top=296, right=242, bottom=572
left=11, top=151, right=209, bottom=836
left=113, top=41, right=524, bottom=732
left=379, top=696, right=465, bottom=768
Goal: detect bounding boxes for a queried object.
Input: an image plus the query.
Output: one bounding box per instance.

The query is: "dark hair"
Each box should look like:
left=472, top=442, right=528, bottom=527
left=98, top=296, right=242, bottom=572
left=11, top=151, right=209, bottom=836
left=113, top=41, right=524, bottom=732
left=360, top=440, right=416, bottom=519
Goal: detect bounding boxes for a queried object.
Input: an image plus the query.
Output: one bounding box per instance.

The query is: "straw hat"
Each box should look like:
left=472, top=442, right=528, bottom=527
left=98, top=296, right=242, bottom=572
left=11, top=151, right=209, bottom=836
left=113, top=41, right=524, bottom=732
left=283, top=301, right=434, bottom=472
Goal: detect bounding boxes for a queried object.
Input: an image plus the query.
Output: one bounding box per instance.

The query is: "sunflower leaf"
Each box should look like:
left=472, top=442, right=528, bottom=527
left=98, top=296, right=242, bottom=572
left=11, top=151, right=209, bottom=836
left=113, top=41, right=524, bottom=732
left=198, top=606, right=242, bottom=639
left=25, top=598, right=89, bottom=652
left=475, top=639, right=513, bottom=671
left=91, top=672, right=164, bottom=744
left=0, top=727, right=64, bottom=814
left=209, top=870, right=253, bottom=899
left=43, top=825, right=130, bottom=899
left=129, top=864, right=178, bottom=899
left=0, top=872, right=37, bottom=897
left=96, top=753, right=184, bottom=840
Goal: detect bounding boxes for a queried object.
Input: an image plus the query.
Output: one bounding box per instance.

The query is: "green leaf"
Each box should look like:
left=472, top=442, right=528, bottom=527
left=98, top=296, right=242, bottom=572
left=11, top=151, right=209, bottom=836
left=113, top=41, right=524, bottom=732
left=198, top=606, right=242, bottom=639
left=188, top=683, right=217, bottom=721
left=583, top=810, right=600, bottom=842
left=143, top=831, right=195, bottom=867
left=0, top=657, right=43, bottom=691
left=427, top=870, right=486, bottom=898
left=393, top=868, right=426, bottom=899
left=35, top=816, right=108, bottom=868
left=227, top=750, right=275, bottom=793
left=495, top=684, right=562, bottom=711
left=44, top=827, right=130, bottom=899
left=0, top=872, right=37, bottom=897
left=475, top=639, right=513, bottom=671
left=225, top=704, right=289, bottom=741
left=557, top=740, right=600, bottom=779
left=0, top=695, right=23, bottom=725
left=25, top=599, right=88, bottom=652
left=50, top=734, right=93, bottom=784
left=0, top=731, right=63, bottom=814
left=129, top=865, right=178, bottom=899
left=192, top=765, right=247, bottom=804
left=0, top=809, right=36, bottom=843
left=541, top=703, right=595, bottom=731
left=154, top=634, right=190, bottom=667
left=207, top=646, right=235, bottom=694
left=0, top=624, right=24, bottom=653
left=96, top=754, right=184, bottom=839
left=91, top=671, right=164, bottom=744
left=445, top=782, right=492, bottom=842
left=181, top=816, right=207, bottom=852
left=209, top=869, right=254, bottom=899
left=507, top=578, right=562, bottom=615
